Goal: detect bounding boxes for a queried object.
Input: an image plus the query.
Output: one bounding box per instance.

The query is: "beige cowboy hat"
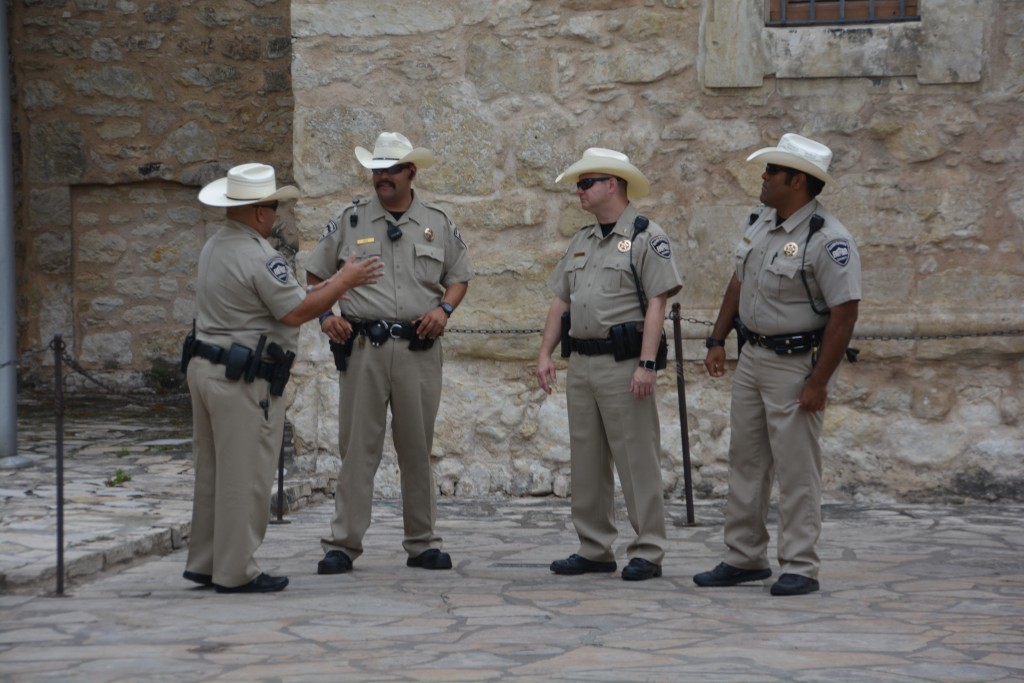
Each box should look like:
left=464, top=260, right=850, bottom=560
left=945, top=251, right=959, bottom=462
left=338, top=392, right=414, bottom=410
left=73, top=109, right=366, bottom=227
left=355, top=132, right=434, bottom=170
left=747, top=133, right=834, bottom=185
left=555, top=147, right=650, bottom=199
left=198, top=163, right=301, bottom=207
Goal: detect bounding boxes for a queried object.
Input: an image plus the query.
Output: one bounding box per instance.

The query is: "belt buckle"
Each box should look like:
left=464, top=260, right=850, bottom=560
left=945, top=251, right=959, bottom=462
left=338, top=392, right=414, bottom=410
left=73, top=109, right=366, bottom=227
left=388, top=322, right=404, bottom=340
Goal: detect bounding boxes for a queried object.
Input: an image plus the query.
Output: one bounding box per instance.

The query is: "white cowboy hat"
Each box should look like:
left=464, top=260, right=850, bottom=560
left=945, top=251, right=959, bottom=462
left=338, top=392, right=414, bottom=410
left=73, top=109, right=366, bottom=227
left=555, top=147, right=650, bottom=199
left=198, top=163, right=301, bottom=207
left=354, top=132, right=434, bottom=170
left=746, top=133, right=834, bottom=185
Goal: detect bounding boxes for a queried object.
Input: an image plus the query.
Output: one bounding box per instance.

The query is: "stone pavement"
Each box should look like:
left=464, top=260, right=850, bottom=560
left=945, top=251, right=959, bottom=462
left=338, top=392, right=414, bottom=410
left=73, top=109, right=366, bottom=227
left=2, top=398, right=1024, bottom=682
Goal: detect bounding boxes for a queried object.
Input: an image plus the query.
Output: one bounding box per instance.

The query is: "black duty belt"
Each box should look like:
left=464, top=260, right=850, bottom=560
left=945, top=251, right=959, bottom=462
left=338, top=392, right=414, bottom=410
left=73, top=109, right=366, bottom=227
left=735, top=319, right=822, bottom=355
left=191, top=340, right=277, bottom=381
left=350, top=319, right=420, bottom=342
left=569, top=337, right=615, bottom=356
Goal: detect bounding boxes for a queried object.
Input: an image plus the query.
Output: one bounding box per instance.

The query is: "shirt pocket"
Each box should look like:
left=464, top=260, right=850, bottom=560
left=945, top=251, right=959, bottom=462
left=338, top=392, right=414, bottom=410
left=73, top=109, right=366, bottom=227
left=414, top=243, right=444, bottom=285
left=734, top=242, right=753, bottom=280
left=765, top=258, right=806, bottom=303
left=566, top=252, right=589, bottom=292
left=345, top=239, right=383, bottom=268
left=602, top=259, right=634, bottom=291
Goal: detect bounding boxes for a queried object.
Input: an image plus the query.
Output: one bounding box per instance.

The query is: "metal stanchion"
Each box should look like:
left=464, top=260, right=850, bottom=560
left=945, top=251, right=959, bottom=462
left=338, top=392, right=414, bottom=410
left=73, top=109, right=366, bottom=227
left=52, top=333, right=66, bottom=595
left=670, top=304, right=696, bottom=526
left=268, top=436, right=290, bottom=525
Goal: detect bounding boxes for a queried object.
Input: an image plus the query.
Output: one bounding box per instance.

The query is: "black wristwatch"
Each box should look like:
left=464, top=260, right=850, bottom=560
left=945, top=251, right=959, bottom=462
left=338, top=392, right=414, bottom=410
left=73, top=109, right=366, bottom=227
left=705, top=337, right=725, bottom=348
left=638, top=359, right=657, bottom=371
left=439, top=302, right=454, bottom=317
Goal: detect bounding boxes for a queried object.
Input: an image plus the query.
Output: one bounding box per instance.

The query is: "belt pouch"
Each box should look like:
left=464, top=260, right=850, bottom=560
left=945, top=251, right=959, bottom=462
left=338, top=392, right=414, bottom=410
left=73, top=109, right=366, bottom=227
left=223, top=343, right=252, bottom=381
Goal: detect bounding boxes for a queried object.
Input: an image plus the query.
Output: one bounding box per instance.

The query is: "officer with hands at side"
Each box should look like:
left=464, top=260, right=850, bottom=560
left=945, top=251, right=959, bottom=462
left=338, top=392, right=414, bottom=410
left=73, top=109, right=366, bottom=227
left=185, top=163, right=382, bottom=593
left=537, top=148, right=682, bottom=582
left=307, top=132, right=474, bottom=575
left=693, top=134, right=861, bottom=596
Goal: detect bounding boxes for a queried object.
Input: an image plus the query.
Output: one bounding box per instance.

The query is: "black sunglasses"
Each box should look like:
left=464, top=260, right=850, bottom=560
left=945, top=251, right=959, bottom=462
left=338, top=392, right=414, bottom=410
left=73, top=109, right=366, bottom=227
left=576, top=176, right=612, bottom=190
left=372, top=163, right=411, bottom=176
left=765, top=163, right=794, bottom=176
left=255, top=200, right=279, bottom=211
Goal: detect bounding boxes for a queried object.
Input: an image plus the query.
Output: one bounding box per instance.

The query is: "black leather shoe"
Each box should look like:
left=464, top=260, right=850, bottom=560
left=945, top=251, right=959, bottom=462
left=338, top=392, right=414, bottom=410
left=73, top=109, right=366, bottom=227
left=214, top=573, right=288, bottom=594
left=770, top=573, right=820, bottom=596
left=182, top=570, right=212, bottom=586
left=317, top=550, right=353, bottom=575
left=406, top=548, right=453, bottom=570
left=693, top=562, right=772, bottom=587
left=621, top=558, right=662, bottom=581
left=550, top=554, right=617, bottom=575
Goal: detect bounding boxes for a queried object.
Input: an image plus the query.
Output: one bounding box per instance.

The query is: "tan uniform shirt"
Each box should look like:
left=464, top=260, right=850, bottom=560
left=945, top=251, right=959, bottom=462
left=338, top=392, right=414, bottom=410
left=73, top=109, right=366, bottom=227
left=306, top=192, right=474, bottom=321
left=195, top=219, right=303, bottom=354
left=548, top=204, right=682, bottom=339
left=735, top=199, right=861, bottom=336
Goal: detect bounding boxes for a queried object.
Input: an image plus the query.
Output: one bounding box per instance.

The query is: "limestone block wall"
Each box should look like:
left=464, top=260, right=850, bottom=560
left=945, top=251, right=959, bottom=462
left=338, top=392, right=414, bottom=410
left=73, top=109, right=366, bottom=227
left=10, top=1, right=1023, bottom=502
left=287, top=0, right=1024, bottom=503
left=12, top=0, right=296, bottom=386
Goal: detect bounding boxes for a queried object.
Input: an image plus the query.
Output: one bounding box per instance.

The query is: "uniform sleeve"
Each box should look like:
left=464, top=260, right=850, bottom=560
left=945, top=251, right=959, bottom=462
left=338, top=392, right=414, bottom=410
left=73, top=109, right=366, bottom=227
left=441, top=216, right=474, bottom=287
left=305, top=214, right=345, bottom=280
left=814, top=231, right=862, bottom=307
left=254, top=252, right=306, bottom=321
left=638, top=226, right=683, bottom=299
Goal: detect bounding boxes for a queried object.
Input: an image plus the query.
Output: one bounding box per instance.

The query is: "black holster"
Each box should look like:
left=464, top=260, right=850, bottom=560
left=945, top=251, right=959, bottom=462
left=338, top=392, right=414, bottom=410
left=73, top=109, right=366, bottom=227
left=265, top=342, right=295, bottom=396
left=179, top=325, right=197, bottom=374
left=608, top=321, right=667, bottom=369
left=330, top=337, right=355, bottom=372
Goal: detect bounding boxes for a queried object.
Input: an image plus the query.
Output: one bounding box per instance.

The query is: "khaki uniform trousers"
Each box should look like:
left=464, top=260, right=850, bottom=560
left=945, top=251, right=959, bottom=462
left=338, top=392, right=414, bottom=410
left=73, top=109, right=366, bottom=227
left=723, top=344, right=830, bottom=579
left=322, top=339, right=443, bottom=559
left=566, top=353, right=666, bottom=565
left=186, top=358, right=285, bottom=588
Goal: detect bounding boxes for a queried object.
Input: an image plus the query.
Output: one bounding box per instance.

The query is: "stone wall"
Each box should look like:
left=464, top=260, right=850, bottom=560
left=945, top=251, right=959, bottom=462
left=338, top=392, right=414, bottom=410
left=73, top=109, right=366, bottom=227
left=12, top=0, right=295, bottom=386
left=12, top=1, right=1024, bottom=502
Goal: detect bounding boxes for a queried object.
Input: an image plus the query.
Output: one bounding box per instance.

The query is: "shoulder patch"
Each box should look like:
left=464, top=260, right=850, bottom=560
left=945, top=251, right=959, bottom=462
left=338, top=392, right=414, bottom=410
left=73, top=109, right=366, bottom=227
left=319, top=219, right=338, bottom=242
left=266, top=256, right=290, bottom=284
left=452, top=224, right=466, bottom=245
left=649, top=234, right=672, bottom=259
left=826, top=239, right=851, bottom=267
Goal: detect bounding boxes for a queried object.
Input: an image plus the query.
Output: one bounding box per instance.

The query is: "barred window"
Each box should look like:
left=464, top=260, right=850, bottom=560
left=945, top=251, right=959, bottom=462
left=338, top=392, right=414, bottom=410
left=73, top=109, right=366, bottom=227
left=768, top=0, right=920, bottom=27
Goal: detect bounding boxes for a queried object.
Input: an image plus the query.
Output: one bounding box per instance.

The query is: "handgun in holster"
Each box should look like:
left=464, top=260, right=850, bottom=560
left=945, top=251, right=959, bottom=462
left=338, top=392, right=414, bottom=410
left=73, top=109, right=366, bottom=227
left=266, top=341, right=295, bottom=396
left=179, top=320, right=197, bottom=374
left=329, top=337, right=355, bottom=372
left=560, top=311, right=571, bottom=358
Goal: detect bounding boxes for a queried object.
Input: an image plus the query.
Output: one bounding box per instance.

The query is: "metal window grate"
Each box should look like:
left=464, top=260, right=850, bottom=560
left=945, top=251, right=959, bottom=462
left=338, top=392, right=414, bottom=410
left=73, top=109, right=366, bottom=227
left=768, top=0, right=920, bottom=27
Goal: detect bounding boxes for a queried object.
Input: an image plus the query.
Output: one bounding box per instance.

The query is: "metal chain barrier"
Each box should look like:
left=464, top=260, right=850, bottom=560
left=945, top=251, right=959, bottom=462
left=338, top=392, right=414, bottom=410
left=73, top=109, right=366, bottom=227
left=0, top=343, right=52, bottom=370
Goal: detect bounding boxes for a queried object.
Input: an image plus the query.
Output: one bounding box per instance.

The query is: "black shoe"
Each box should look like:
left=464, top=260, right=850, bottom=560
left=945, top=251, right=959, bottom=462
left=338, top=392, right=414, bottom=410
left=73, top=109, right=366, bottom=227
left=550, top=553, right=617, bottom=575
left=317, top=550, right=353, bottom=575
left=406, top=548, right=452, bottom=570
left=621, top=558, right=662, bottom=581
left=693, top=562, right=772, bottom=587
left=182, top=570, right=213, bottom=586
left=770, top=573, right=820, bottom=596
left=214, top=573, right=288, bottom=594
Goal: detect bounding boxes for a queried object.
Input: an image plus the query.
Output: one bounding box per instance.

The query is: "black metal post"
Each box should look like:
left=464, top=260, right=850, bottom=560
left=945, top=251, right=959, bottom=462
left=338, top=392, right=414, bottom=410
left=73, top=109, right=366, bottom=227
left=670, top=304, right=696, bottom=526
left=269, top=436, right=290, bottom=525
left=52, top=334, right=65, bottom=595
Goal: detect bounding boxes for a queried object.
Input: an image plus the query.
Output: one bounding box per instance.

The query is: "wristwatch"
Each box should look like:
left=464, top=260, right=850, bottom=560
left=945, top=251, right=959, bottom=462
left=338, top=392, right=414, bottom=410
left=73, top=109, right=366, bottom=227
left=705, top=337, right=725, bottom=348
left=638, top=359, right=657, bottom=371
left=439, top=302, right=454, bottom=317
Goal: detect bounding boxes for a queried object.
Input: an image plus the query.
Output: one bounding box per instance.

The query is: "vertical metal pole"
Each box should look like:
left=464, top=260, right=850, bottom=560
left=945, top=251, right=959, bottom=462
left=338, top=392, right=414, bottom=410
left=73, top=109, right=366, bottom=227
left=0, top=0, right=20, bottom=460
left=268, top=436, right=290, bottom=525
left=670, top=304, right=695, bottom=526
left=53, top=334, right=65, bottom=596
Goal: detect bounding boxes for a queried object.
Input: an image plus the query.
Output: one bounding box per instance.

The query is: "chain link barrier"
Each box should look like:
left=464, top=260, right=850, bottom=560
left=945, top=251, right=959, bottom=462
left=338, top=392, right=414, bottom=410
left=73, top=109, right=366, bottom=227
left=7, top=322, right=1023, bottom=404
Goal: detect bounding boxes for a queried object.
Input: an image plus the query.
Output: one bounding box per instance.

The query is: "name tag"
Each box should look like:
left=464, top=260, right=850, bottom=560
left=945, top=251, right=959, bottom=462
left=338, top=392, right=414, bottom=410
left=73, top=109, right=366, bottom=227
left=573, top=252, right=586, bottom=257
left=356, top=238, right=376, bottom=245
